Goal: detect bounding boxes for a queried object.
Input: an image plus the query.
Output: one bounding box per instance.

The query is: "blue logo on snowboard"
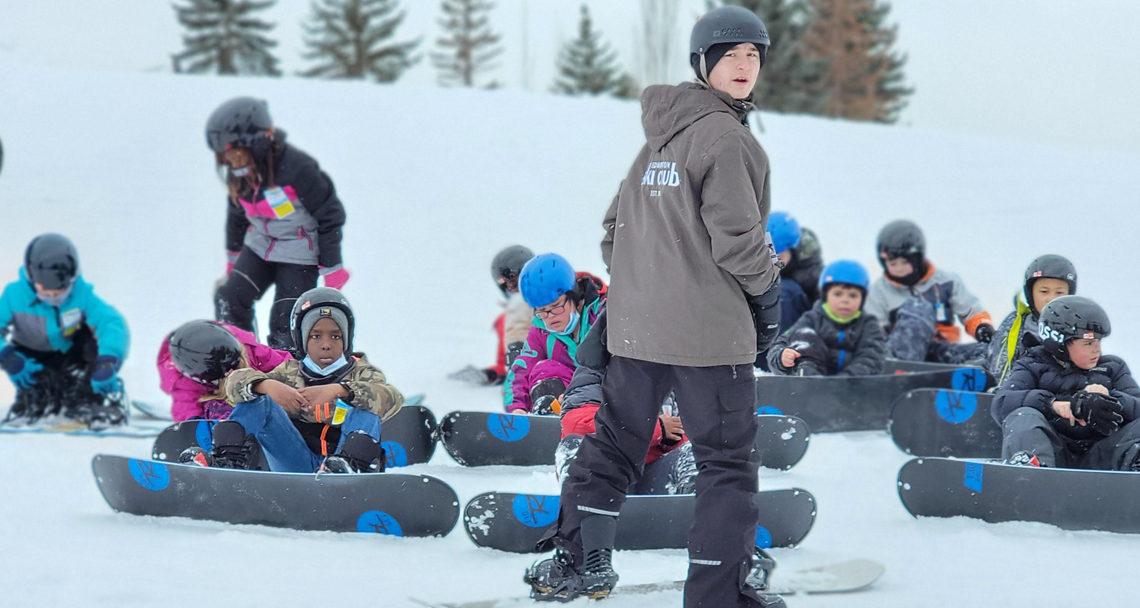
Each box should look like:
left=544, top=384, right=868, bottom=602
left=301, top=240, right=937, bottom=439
left=382, top=441, right=408, bottom=468
left=934, top=390, right=977, bottom=424
left=489, top=414, right=530, bottom=442
left=755, top=526, right=772, bottom=549
left=513, top=494, right=559, bottom=528
left=756, top=406, right=784, bottom=415
left=194, top=420, right=215, bottom=452
left=951, top=368, right=986, bottom=392
left=128, top=459, right=170, bottom=491
left=357, top=510, right=404, bottom=536
left=964, top=462, right=984, bottom=493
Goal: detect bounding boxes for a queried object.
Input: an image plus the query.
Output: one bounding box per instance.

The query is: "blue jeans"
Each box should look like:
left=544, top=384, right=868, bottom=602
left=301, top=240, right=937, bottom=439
left=227, top=395, right=381, bottom=473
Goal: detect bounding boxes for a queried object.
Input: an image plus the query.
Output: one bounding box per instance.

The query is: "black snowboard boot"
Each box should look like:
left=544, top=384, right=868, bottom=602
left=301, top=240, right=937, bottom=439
left=319, top=431, right=386, bottom=473
left=666, top=442, right=697, bottom=495
left=525, top=516, right=618, bottom=602
left=743, top=548, right=787, bottom=607
left=1006, top=450, right=1041, bottom=467
left=530, top=378, right=567, bottom=416
left=179, top=421, right=260, bottom=469
left=1122, top=443, right=1140, bottom=472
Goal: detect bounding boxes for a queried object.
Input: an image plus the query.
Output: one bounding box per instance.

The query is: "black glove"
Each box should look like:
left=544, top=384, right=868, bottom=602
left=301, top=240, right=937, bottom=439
left=505, top=341, right=524, bottom=366
left=1070, top=391, right=1125, bottom=436
left=748, top=279, right=782, bottom=353
left=575, top=308, right=610, bottom=370
left=974, top=323, right=996, bottom=344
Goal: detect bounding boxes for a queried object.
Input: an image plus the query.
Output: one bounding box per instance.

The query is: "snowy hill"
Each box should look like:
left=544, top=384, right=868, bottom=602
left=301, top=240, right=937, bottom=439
left=1, top=61, right=1139, bottom=607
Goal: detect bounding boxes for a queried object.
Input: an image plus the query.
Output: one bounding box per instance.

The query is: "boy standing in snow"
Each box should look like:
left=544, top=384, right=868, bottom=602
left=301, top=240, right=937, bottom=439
left=524, top=7, right=784, bottom=608
left=208, top=97, right=349, bottom=351
left=0, top=234, right=129, bottom=428
left=181, top=287, right=402, bottom=474
left=864, top=220, right=994, bottom=364
left=986, top=255, right=1076, bottom=385
left=992, top=296, right=1140, bottom=471
left=768, top=260, right=886, bottom=376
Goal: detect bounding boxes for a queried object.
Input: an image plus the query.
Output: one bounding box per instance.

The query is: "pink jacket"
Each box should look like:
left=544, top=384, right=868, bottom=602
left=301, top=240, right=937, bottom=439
left=158, top=324, right=292, bottom=421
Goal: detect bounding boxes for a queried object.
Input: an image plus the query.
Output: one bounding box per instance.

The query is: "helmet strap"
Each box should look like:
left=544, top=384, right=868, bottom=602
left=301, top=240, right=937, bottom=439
left=700, top=53, right=709, bottom=85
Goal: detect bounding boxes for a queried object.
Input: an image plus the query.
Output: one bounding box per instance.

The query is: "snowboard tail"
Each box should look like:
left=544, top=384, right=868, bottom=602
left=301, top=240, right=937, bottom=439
left=889, top=389, right=1001, bottom=457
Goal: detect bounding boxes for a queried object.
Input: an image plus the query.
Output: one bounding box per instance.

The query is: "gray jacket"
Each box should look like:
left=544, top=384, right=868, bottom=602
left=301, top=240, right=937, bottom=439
left=601, top=83, right=779, bottom=367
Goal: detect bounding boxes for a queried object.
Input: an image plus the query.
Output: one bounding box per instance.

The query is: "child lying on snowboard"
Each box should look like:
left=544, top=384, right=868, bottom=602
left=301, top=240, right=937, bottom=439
left=864, top=220, right=994, bottom=365
left=181, top=287, right=403, bottom=473
left=0, top=234, right=129, bottom=428
left=991, top=296, right=1140, bottom=471
left=767, top=260, right=886, bottom=376
left=556, top=309, right=694, bottom=495
left=504, top=253, right=604, bottom=415
left=161, top=320, right=292, bottom=421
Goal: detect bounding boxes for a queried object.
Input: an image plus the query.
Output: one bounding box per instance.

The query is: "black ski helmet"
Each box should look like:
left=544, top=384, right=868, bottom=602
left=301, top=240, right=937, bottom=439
left=1038, top=296, right=1110, bottom=360
left=168, top=321, right=244, bottom=386
left=1023, top=254, right=1077, bottom=315
left=491, top=245, right=535, bottom=294
left=290, top=287, right=355, bottom=355
left=206, top=97, right=273, bottom=154
left=876, top=219, right=926, bottom=277
left=24, top=233, right=79, bottom=290
left=690, top=6, right=770, bottom=81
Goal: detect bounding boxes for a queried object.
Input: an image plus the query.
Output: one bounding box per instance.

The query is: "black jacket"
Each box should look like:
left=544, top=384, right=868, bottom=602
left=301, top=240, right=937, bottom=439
left=991, top=346, right=1140, bottom=440
left=781, top=227, right=823, bottom=303
left=766, top=302, right=887, bottom=376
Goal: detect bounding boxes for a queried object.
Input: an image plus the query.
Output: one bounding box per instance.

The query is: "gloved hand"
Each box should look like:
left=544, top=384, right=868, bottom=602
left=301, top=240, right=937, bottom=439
left=1071, top=391, right=1124, bottom=436
left=225, top=250, right=241, bottom=276
left=974, top=323, right=996, bottom=344
left=320, top=266, right=351, bottom=290
left=506, top=341, right=524, bottom=366
left=748, top=279, right=782, bottom=353
left=575, top=308, right=610, bottom=370
left=0, top=346, right=44, bottom=389
left=90, top=355, right=122, bottom=396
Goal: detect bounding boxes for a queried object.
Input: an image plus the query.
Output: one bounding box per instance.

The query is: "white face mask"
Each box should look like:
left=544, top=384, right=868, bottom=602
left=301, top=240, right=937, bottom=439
left=230, top=165, right=252, bottom=178
left=38, top=284, right=74, bottom=307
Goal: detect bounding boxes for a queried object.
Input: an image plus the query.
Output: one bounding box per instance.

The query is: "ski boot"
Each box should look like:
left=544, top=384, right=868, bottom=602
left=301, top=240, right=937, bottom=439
left=318, top=431, right=386, bottom=473
left=743, top=548, right=786, bottom=607
left=1006, top=451, right=1041, bottom=467
left=179, top=421, right=260, bottom=469
left=524, top=516, right=618, bottom=602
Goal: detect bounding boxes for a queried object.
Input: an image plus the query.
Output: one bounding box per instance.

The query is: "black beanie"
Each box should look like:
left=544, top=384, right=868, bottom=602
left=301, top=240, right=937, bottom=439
left=691, top=42, right=748, bottom=82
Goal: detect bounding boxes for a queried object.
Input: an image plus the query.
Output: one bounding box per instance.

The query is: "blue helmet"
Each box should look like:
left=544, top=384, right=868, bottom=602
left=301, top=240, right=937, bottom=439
left=766, top=212, right=802, bottom=254
left=520, top=253, right=577, bottom=308
left=819, top=260, right=870, bottom=294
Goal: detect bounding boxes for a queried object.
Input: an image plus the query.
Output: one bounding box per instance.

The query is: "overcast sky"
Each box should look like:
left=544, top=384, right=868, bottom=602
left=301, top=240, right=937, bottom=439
left=1, top=0, right=1137, bottom=155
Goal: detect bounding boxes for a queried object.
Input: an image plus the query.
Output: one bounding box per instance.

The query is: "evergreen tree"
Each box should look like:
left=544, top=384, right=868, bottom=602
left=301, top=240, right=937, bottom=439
left=431, top=0, right=503, bottom=87
left=714, top=0, right=829, bottom=115
left=552, top=5, right=624, bottom=96
left=172, top=0, right=281, bottom=76
left=802, top=0, right=912, bottom=122
left=301, top=0, right=420, bottom=82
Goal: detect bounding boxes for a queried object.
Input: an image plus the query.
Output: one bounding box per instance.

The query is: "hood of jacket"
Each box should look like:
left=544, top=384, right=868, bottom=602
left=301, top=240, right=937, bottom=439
left=641, top=82, right=752, bottom=152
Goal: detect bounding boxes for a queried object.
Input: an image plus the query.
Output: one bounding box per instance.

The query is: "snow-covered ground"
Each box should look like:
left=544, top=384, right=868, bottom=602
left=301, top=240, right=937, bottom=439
left=1, top=60, right=1139, bottom=607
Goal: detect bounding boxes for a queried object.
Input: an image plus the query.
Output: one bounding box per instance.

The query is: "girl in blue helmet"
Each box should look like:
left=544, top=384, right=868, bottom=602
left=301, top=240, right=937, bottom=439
left=504, top=253, right=606, bottom=415
left=767, top=260, right=887, bottom=376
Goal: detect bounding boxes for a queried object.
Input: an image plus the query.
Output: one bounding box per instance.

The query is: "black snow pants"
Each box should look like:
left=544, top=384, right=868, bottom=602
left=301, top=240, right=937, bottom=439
left=6, top=325, right=103, bottom=421
left=1001, top=407, right=1140, bottom=469
left=214, top=247, right=319, bottom=351
left=550, top=355, right=760, bottom=608
left=888, top=297, right=987, bottom=365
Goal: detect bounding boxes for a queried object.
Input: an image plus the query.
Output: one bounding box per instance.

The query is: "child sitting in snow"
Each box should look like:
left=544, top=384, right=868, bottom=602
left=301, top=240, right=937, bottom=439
left=986, top=255, right=1076, bottom=386
left=767, top=211, right=824, bottom=333
left=864, top=220, right=994, bottom=365
left=0, top=234, right=129, bottom=428
left=992, top=296, right=1140, bottom=471
left=161, top=320, right=292, bottom=421
left=767, top=260, right=886, bottom=376
left=180, top=287, right=402, bottom=473
left=504, top=253, right=605, bottom=415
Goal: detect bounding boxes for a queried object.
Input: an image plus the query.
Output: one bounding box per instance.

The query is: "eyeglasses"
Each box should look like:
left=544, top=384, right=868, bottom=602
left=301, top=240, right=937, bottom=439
left=535, top=297, right=570, bottom=319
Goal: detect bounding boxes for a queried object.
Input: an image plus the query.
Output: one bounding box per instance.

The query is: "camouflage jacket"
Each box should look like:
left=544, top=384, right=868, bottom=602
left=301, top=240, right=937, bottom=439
left=223, top=354, right=403, bottom=422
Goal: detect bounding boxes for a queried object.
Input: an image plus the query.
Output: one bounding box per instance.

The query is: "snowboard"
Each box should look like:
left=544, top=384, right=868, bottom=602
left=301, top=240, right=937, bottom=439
left=898, top=457, right=1140, bottom=533
left=93, top=454, right=459, bottom=537
left=411, top=559, right=884, bottom=607
left=463, top=488, right=816, bottom=553
left=150, top=404, right=438, bottom=469
left=888, top=389, right=1001, bottom=458
left=755, top=367, right=987, bottom=432
left=0, top=414, right=165, bottom=438
left=882, top=358, right=995, bottom=388
left=132, top=393, right=426, bottom=423
left=439, top=412, right=810, bottom=470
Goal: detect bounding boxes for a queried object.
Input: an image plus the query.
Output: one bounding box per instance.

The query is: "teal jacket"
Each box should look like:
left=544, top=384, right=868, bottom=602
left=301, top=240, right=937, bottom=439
left=0, top=269, right=129, bottom=361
